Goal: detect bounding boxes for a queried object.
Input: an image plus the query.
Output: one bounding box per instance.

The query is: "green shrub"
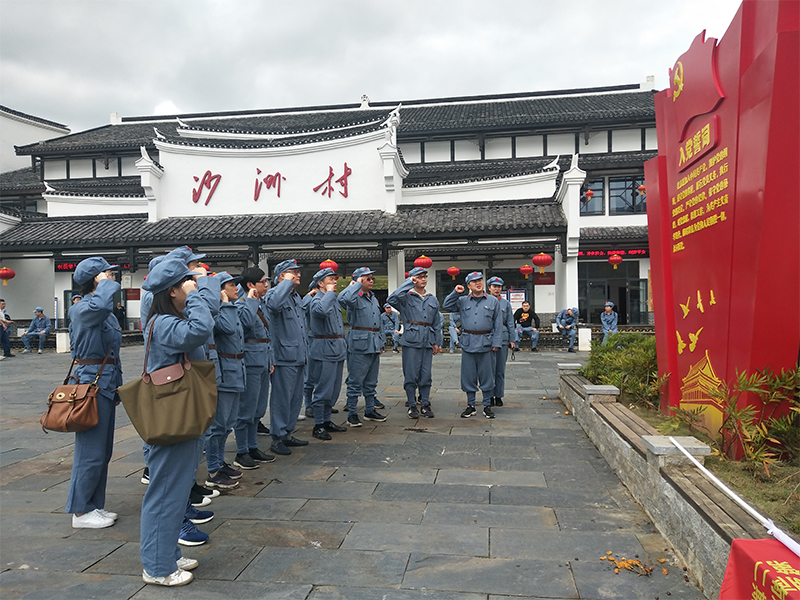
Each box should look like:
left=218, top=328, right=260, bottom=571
left=579, top=333, right=668, bottom=409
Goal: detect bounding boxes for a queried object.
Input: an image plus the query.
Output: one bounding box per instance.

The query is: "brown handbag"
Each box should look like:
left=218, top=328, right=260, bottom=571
left=40, top=348, right=111, bottom=433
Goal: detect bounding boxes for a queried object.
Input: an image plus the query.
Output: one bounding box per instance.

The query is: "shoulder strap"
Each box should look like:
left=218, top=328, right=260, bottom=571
left=256, top=308, right=269, bottom=330
left=141, top=317, right=190, bottom=383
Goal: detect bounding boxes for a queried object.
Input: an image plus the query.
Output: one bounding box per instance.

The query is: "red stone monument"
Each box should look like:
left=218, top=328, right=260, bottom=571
left=646, top=0, right=799, bottom=436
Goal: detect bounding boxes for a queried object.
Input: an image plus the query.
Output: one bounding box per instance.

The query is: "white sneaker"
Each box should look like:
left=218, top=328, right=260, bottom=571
left=142, top=568, right=193, bottom=586
left=72, top=509, right=115, bottom=529
left=96, top=509, right=118, bottom=521
left=297, top=412, right=307, bottom=420
left=37, top=349, right=43, bottom=354
left=177, top=556, right=199, bottom=571
left=22, top=349, right=30, bottom=354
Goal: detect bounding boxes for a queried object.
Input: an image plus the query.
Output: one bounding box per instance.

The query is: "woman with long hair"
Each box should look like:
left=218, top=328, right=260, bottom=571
left=66, top=257, right=123, bottom=529
left=139, top=258, right=216, bottom=587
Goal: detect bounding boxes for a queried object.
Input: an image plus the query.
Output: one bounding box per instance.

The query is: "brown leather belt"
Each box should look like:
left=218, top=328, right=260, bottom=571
left=352, top=326, right=380, bottom=331
left=407, top=320, right=431, bottom=326
left=77, top=358, right=117, bottom=365
left=315, top=335, right=344, bottom=339
left=464, top=329, right=490, bottom=335
left=218, top=352, right=245, bottom=359
left=245, top=338, right=270, bottom=344
left=208, top=344, right=217, bottom=349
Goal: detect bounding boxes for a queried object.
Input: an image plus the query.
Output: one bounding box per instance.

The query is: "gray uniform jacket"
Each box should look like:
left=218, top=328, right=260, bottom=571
left=443, top=291, right=503, bottom=352
left=339, top=282, right=383, bottom=354
left=386, top=279, right=443, bottom=348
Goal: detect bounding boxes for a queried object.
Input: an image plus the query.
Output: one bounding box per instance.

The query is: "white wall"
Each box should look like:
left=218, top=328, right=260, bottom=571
left=484, top=137, right=512, bottom=160
left=424, top=141, right=450, bottom=162
left=398, top=143, right=421, bottom=164
left=46, top=196, right=148, bottom=217
left=454, top=140, right=481, bottom=161
left=44, top=160, right=67, bottom=180
left=0, top=112, right=68, bottom=173
left=547, top=134, right=575, bottom=156
left=400, top=169, right=558, bottom=206
left=516, top=136, right=544, bottom=157
left=0, top=258, right=56, bottom=321
left=579, top=131, right=608, bottom=154
left=612, top=129, right=641, bottom=152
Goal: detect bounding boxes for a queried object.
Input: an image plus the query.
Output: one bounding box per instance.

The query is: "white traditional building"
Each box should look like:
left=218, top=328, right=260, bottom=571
left=0, top=82, right=656, bottom=327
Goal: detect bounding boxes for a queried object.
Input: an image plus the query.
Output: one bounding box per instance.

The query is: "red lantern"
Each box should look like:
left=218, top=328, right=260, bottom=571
left=582, top=189, right=594, bottom=203
left=319, top=258, right=338, bottom=272
left=531, top=253, right=553, bottom=275
left=637, top=185, right=646, bottom=194
left=414, top=255, right=433, bottom=269
left=0, top=267, right=15, bottom=286
left=609, top=254, right=623, bottom=270
left=446, top=266, right=460, bottom=280
left=519, top=265, right=534, bottom=280
left=405, top=271, right=409, bottom=278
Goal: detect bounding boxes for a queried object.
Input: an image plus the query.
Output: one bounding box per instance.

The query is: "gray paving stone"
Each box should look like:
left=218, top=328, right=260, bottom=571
left=490, top=529, right=645, bottom=562
left=255, top=480, right=377, bottom=500
left=131, top=581, right=312, bottom=599
left=422, top=502, right=558, bottom=530
left=435, top=469, right=546, bottom=487
left=0, top=489, right=68, bottom=513
left=342, top=522, right=488, bottom=556
left=0, top=571, right=145, bottom=600
left=490, top=485, right=616, bottom=508
left=310, top=587, right=487, bottom=600
left=2, top=537, right=124, bottom=572
left=211, top=519, right=352, bottom=548
left=570, top=559, right=702, bottom=600
left=0, top=474, right=71, bottom=492
left=373, top=482, right=490, bottom=504
left=402, top=553, right=577, bottom=597
left=490, top=457, right=545, bottom=471
left=554, top=507, right=655, bottom=533
left=238, top=546, right=409, bottom=587
left=193, top=495, right=306, bottom=520
left=327, top=466, right=438, bottom=484
left=293, top=498, right=426, bottom=524
left=0, top=512, right=77, bottom=539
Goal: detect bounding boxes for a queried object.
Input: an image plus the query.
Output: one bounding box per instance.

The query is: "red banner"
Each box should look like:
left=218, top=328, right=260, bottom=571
left=720, top=538, right=800, bottom=599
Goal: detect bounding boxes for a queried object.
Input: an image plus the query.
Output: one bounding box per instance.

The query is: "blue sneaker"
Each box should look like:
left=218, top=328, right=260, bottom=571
left=178, top=520, right=208, bottom=546
left=185, top=503, right=214, bottom=525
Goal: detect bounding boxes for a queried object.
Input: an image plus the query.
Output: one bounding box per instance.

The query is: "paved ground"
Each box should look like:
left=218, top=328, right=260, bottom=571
left=0, top=346, right=707, bottom=599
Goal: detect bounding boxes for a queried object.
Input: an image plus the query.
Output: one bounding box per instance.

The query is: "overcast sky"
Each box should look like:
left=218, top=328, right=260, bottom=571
left=1, top=0, right=742, bottom=133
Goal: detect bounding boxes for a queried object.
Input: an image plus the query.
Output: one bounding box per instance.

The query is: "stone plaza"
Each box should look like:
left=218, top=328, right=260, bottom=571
left=0, top=346, right=706, bottom=599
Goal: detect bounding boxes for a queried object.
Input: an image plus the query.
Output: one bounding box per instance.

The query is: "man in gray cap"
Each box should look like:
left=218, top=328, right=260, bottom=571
left=339, top=267, right=387, bottom=427
left=386, top=266, right=443, bottom=419
left=556, top=307, right=580, bottom=352
left=22, top=306, right=52, bottom=354
left=486, top=276, right=518, bottom=407
left=265, top=259, right=309, bottom=455
left=307, top=268, right=348, bottom=439
left=444, top=272, right=503, bottom=419
left=381, top=303, right=401, bottom=353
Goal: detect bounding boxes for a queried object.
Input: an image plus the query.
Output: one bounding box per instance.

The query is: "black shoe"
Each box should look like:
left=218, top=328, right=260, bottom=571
left=140, top=467, right=150, bottom=485
left=330, top=408, right=339, bottom=414
left=284, top=436, right=308, bottom=447
left=568, top=347, right=576, bottom=353
left=407, top=406, right=420, bottom=419
left=323, top=421, right=347, bottom=432
left=249, top=447, right=276, bottom=463
left=312, top=426, right=331, bottom=440
left=373, top=400, right=386, bottom=409
left=531, top=347, right=538, bottom=352
left=270, top=441, right=291, bottom=455
left=192, top=483, right=219, bottom=498
left=3, top=354, right=13, bottom=358
left=234, top=452, right=259, bottom=470
left=494, top=398, right=504, bottom=407
left=461, top=406, right=476, bottom=418
left=483, top=406, right=496, bottom=419
left=189, top=490, right=211, bottom=507
left=257, top=421, right=270, bottom=435
left=363, top=411, right=387, bottom=422
left=392, top=348, right=399, bottom=353
left=490, top=397, right=496, bottom=406
left=420, top=405, right=434, bottom=418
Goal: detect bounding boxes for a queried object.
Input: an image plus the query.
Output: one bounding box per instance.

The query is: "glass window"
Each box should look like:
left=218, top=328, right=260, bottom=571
left=580, top=178, right=605, bottom=215
left=609, top=176, right=646, bottom=214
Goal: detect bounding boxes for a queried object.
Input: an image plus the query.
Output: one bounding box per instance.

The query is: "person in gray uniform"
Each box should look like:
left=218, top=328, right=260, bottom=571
left=556, top=307, right=580, bottom=352
left=386, top=266, right=442, bottom=419
left=486, top=276, right=518, bottom=407
left=443, top=272, right=503, bottom=419
left=307, top=267, right=348, bottom=440
left=22, top=307, right=51, bottom=353
left=381, top=303, right=400, bottom=352
left=265, top=259, right=309, bottom=456
left=301, top=283, right=318, bottom=420
left=448, top=312, right=460, bottom=352
left=338, top=267, right=387, bottom=427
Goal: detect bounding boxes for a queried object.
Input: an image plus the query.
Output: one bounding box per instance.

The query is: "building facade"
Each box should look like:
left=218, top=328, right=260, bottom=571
left=0, top=83, right=656, bottom=327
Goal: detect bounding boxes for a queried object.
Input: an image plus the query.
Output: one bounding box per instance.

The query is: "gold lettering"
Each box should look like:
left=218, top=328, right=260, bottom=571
left=672, top=205, right=685, bottom=217
left=693, top=132, right=702, bottom=155
left=673, top=241, right=685, bottom=253
left=719, top=162, right=729, bottom=175
left=701, top=124, right=710, bottom=147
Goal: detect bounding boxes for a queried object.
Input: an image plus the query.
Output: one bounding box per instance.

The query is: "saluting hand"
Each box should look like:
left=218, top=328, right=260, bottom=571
left=454, top=285, right=465, bottom=293
left=220, top=290, right=229, bottom=303
left=181, top=279, right=197, bottom=294
left=247, top=287, right=259, bottom=300
left=325, top=282, right=337, bottom=292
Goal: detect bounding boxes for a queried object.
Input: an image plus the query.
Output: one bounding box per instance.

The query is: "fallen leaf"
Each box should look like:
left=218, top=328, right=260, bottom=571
left=662, top=567, right=669, bottom=575
left=657, top=558, right=667, bottom=563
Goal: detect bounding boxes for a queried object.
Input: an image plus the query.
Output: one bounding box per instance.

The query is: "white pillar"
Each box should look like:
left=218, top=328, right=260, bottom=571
left=387, top=249, right=405, bottom=293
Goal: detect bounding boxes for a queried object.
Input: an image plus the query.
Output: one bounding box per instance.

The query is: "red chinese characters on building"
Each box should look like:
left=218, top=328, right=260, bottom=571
left=313, top=163, right=352, bottom=198
left=254, top=168, right=286, bottom=201
left=192, top=171, right=222, bottom=205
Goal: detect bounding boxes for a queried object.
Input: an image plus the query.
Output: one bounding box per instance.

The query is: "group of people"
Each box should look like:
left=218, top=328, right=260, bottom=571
left=61, top=248, right=605, bottom=588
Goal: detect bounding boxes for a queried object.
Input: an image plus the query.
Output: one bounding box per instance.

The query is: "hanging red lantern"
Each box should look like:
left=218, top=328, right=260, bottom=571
left=405, top=271, right=409, bottom=278
left=414, top=255, right=433, bottom=269
left=519, top=265, right=534, bottom=280
left=531, top=253, right=553, bottom=275
left=0, top=267, right=16, bottom=286
left=637, top=185, right=646, bottom=194
left=582, top=189, right=594, bottom=203
left=319, top=258, right=338, bottom=272
left=446, top=266, right=460, bottom=280
left=609, top=254, right=623, bottom=270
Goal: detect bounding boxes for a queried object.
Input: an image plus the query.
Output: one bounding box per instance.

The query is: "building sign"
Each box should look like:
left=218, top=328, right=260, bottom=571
left=126, top=289, right=141, bottom=301
left=645, top=2, right=799, bottom=439
left=577, top=249, right=648, bottom=258
left=534, top=272, right=555, bottom=285
left=56, top=262, right=131, bottom=272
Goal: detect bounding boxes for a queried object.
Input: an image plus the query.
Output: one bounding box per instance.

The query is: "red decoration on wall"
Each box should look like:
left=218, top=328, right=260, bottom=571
left=608, top=254, right=623, bottom=270
left=519, top=265, right=534, bottom=279
left=192, top=170, right=222, bottom=205
left=414, top=255, right=433, bottom=269
left=446, top=266, right=460, bottom=280
left=531, top=253, right=553, bottom=274
left=314, top=163, right=352, bottom=198
left=254, top=168, right=285, bottom=200
left=582, top=189, right=594, bottom=203
left=319, top=259, right=339, bottom=272
left=0, top=267, right=15, bottom=286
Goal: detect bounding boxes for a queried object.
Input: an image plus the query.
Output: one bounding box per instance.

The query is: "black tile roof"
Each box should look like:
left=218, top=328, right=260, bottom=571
left=0, top=200, right=565, bottom=251
left=15, top=88, right=655, bottom=157
left=0, top=105, right=69, bottom=131
left=43, top=177, right=145, bottom=197
left=580, top=226, right=649, bottom=241
left=0, top=167, right=44, bottom=193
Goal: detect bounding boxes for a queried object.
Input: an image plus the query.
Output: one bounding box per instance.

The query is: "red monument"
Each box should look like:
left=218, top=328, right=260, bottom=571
left=646, top=0, right=799, bottom=435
